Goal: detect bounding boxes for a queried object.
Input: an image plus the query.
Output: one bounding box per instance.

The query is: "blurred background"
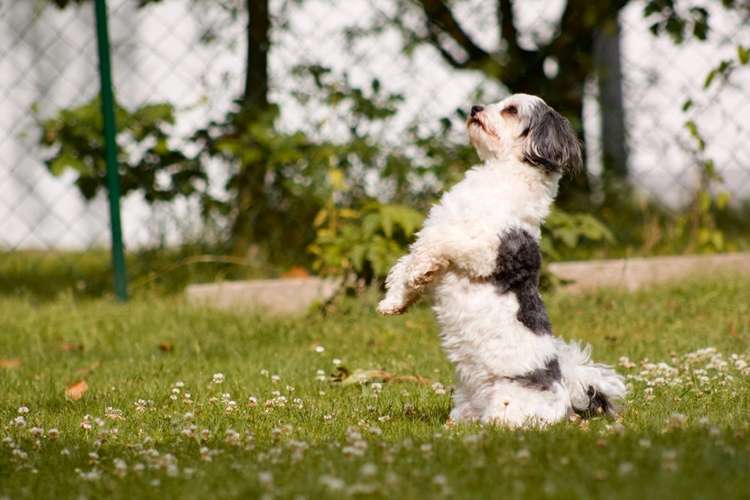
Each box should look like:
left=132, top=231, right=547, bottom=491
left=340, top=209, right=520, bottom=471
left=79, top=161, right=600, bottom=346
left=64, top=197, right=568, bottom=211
left=1, top=0, right=749, bottom=299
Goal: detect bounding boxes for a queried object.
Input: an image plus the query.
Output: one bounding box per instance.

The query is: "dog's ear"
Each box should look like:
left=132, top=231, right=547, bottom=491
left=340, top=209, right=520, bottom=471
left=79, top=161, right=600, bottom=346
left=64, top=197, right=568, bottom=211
left=521, top=104, right=582, bottom=175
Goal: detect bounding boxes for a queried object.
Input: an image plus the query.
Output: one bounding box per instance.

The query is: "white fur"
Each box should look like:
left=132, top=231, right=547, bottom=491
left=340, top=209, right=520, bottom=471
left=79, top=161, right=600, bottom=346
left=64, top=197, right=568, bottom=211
left=378, top=94, right=626, bottom=427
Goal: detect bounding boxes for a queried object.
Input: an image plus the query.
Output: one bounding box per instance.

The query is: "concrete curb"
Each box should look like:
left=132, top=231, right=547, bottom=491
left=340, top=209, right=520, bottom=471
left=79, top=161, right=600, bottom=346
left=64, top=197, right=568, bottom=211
left=186, top=277, right=340, bottom=314
left=549, top=252, right=750, bottom=293
left=186, top=253, right=750, bottom=313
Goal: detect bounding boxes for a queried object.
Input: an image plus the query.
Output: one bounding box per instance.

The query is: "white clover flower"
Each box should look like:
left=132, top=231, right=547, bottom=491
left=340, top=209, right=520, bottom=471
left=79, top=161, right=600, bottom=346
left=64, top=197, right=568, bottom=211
left=371, top=382, right=383, bottom=393
left=181, top=424, right=197, bottom=438
left=166, top=463, right=179, bottom=477
left=260, top=369, right=270, bottom=377
left=432, top=382, right=447, bottom=395
left=80, top=469, right=103, bottom=481
left=113, top=458, right=127, bottom=478
left=667, top=413, right=687, bottom=429
left=515, top=448, right=530, bottom=462
left=271, top=374, right=281, bottom=383
left=174, top=381, right=185, bottom=388
left=360, top=463, right=377, bottom=477
left=17, top=406, right=29, bottom=415
left=12, top=416, right=26, bottom=428
left=314, top=345, right=325, bottom=353
left=29, top=427, right=44, bottom=438
left=323, top=414, right=333, bottom=422
left=618, top=356, right=636, bottom=369
left=225, top=429, right=241, bottom=446
left=105, top=407, right=123, bottom=420
left=134, top=399, right=151, bottom=412
left=212, top=373, right=225, bottom=384
left=332, top=358, right=342, bottom=366
left=12, top=448, right=28, bottom=461
left=320, top=475, right=345, bottom=491
left=433, top=474, right=447, bottom=486
left=258, top=471, right=273, bottom=488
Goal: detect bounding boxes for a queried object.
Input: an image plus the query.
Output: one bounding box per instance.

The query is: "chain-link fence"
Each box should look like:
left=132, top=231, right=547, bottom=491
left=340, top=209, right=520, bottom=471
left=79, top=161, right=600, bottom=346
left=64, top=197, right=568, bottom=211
left=1, top=0, right=748, bottom=296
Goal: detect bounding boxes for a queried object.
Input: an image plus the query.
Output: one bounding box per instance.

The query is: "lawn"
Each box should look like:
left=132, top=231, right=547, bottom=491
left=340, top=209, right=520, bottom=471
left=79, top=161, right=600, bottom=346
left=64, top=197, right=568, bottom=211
left=1, top=276, right=749, bottom=499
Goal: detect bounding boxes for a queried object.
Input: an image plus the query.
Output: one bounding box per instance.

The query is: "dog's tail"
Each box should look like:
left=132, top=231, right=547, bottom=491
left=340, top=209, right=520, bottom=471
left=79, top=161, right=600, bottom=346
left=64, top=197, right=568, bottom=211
left=555, top=340, right=627, bottom=418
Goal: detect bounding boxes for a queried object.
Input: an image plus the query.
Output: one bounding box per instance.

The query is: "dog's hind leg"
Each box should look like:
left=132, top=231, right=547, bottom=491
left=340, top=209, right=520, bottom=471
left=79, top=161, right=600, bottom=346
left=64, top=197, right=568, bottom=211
left=556, top=340, right=627, bottom=417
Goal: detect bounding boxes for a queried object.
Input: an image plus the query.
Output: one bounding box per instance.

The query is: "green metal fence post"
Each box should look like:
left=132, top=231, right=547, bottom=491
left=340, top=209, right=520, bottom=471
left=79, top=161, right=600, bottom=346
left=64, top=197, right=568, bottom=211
left=94, top=0, right=128, bottom=301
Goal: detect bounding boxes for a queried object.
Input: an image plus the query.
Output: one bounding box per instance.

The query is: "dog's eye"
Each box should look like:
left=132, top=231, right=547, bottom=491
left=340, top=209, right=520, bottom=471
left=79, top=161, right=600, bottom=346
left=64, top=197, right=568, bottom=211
left=502, top=105, right=518, bottom=116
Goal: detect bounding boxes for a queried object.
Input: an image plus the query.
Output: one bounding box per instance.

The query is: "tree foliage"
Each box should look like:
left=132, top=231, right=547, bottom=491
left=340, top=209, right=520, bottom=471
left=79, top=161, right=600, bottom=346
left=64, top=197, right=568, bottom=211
left=38, top=98, right=204, bottom=202
left=38, top=0, right=750, bottom=277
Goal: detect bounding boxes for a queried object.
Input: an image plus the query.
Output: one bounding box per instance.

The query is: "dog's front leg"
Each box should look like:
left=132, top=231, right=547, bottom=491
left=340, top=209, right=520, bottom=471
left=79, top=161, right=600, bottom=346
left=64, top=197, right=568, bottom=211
left=377, top=248, right=448, bottom=315
left=377, top=253, right=437, bottom=314
left=377, top=255, right=416, bottom=315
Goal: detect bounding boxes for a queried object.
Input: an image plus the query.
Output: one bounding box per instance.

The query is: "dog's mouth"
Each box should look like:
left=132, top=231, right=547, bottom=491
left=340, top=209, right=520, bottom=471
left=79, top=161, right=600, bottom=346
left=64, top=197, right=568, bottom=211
left=467, top=116, right=486, bottom=133
left=467, top=116, right=497, bottom=139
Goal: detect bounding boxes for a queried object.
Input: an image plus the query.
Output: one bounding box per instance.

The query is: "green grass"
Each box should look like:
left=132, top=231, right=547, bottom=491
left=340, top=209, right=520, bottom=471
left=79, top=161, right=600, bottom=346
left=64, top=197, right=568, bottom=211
left=1, top=277, right=749, bottom=499
left=0, top=248, right=283, bottom=300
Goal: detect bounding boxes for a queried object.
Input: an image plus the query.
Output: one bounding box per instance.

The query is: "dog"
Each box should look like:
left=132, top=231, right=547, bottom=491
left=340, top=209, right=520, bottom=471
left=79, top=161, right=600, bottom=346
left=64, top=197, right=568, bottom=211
left=377, top=94, right=626, bottom=427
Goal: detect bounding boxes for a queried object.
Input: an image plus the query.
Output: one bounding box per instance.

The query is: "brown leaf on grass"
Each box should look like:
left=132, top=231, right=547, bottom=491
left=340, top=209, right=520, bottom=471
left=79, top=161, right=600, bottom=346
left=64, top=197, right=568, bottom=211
left=75, top=361, right=101, bottom=376
left=728, top=321, right=738, bottom=337
left=61, top=343, right=84, bottom=352
left=65, top=379, right=89, bottom=400
left=158, top=341, right=174, bottom=352
left=333, top=367, right=431, bottom=386
left=0, top=358, right=21, bottom=368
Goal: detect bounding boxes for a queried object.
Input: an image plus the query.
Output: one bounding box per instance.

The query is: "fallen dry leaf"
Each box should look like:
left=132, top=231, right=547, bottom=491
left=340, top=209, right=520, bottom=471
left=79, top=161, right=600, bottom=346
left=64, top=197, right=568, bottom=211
left=333, top=367, right=431, bottom=386
left=158, top=341, right=174, bottom=352
left=61, top=343, right=84, bottom=352
left=65, top=380, right=89, bottom=400
left=0, top=358, right=21, bottom=368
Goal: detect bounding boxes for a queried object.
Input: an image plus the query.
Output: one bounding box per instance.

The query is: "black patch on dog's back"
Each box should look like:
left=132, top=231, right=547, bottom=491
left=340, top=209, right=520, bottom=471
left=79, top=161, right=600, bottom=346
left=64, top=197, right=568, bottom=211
left=509, top=357, right=561, bottom=391
left=491, top=228, right=552, bottom=335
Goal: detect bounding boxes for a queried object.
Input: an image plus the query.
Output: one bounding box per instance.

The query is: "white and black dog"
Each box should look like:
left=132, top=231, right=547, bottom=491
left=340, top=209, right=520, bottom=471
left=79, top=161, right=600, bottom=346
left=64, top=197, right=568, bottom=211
left=377, top=94, right=626, bottom=427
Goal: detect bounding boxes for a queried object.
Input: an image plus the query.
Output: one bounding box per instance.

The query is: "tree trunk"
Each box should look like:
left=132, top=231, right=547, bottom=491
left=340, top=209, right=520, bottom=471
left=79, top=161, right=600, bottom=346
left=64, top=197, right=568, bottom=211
left=230, top=0, right=272, bottom=256
left=594, top=15, right=629, bottom=195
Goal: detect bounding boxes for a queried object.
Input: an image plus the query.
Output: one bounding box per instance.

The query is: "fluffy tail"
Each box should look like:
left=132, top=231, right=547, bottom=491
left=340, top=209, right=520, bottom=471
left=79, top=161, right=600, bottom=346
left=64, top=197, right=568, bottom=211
left=555, top=340, right=627, bottom=418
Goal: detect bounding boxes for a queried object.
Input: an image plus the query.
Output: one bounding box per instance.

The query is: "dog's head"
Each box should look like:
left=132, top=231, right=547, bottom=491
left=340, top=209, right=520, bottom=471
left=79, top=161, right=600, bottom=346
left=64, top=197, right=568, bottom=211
left=466, top=93, right=581, bottom=175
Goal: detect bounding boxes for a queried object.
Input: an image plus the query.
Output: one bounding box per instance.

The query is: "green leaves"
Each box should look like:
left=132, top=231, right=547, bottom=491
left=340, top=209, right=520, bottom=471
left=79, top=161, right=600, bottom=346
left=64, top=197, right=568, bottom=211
left=309, top=201, right=424, bottom=283
left=738, top=45, right=750, bottom=65
left=542, top=209, right=615, bottom=261
left=38, top=96, right=202, bottom=202
left=644, top=1, right=711, bottom=44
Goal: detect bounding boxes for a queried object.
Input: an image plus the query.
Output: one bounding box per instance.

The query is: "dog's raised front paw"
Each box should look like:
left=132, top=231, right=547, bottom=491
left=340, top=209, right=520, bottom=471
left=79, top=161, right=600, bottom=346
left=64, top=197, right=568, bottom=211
left=377, top=297, right=407, bottom=315
left=406, top=258, right=447, bottom=288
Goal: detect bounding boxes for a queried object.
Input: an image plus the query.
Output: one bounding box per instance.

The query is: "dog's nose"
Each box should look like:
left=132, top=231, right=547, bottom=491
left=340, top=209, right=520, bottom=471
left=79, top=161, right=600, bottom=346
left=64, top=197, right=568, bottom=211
left=470, top=105, right=484, bottom=118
